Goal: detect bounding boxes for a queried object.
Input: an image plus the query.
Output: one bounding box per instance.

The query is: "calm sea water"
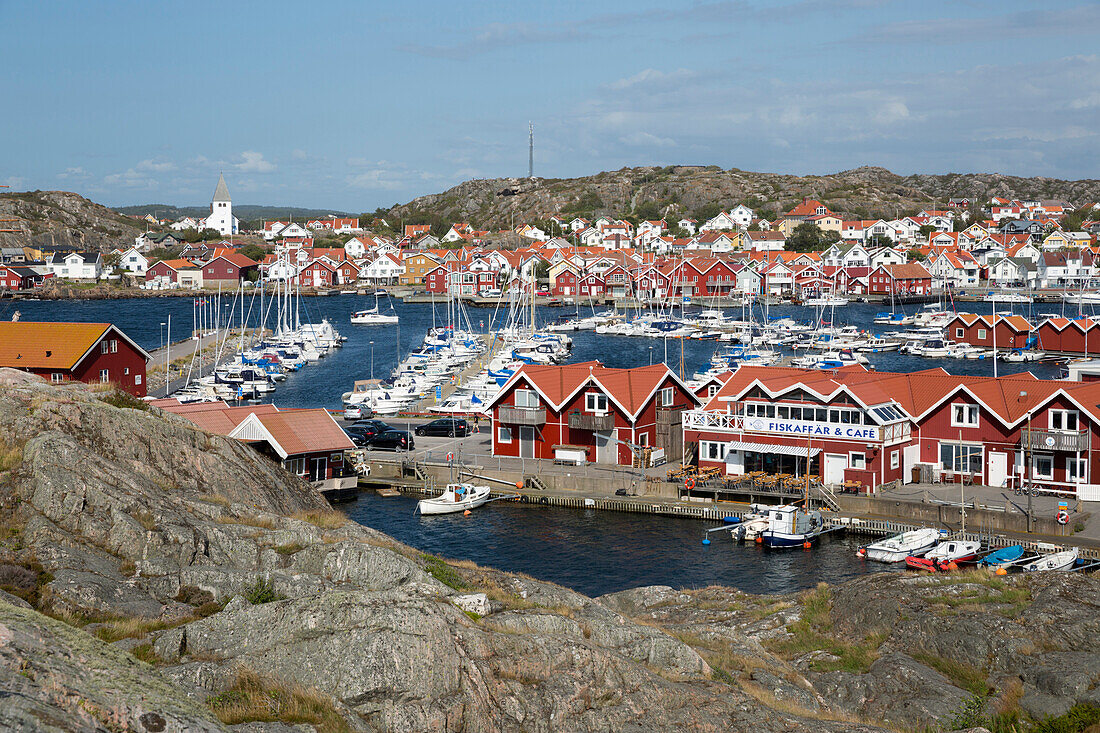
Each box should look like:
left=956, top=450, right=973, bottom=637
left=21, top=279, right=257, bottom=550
left=2, top=293, right=1066, bottom=411
left=342, top=492, right=906, bottom=597
left=6, top=293, right=1068, bottom=596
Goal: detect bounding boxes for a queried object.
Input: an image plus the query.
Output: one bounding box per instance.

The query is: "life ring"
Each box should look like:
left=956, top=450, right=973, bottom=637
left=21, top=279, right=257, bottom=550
left=445, top=451, right=455, bottom=462
left=685, top=477, right=696, bottom=490
left=1056, top=509, right=1070, bottom=525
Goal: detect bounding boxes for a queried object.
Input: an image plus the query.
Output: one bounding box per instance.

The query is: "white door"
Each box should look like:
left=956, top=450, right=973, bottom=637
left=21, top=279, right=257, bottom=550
left=824, top=454, right=846, bottom=485
left=519, top=427, right=536, bottom=459
left=595, top=431, right=614, bottom=464
left=988, top=451, right=1008, bottom=489
left=903, top=444, right=919, bottom=483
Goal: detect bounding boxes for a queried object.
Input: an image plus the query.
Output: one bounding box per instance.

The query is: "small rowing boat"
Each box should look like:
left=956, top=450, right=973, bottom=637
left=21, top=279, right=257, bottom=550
left=978, top=545, right=1025, bottom=569
left=1019, top=547, right=1078, bottom=572
left=860, top=527, right=940, bottom=563
left=905, top=539, right=981, bottom=571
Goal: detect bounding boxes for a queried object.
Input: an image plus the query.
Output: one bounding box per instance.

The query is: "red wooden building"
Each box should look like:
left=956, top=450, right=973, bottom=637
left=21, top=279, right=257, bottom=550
left=867, top=262, right=932, bottom=296
left=1035, top=317, right=1100, bottom=355
left=145, top=259, right=197, bottom=283
left=685, top=365, right=1100, bottom=498
left=487, top=362, right=700, bottom=466
left=199, top=253, right=258, bottom=287
left=0, top=321, right=150, bottom=396
left=946, top=313, right=1034, bottom=350
left=158, top=402, right=357, bottom=492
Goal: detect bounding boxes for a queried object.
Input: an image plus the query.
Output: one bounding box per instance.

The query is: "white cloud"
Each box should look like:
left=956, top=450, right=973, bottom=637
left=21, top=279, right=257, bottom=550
left=291, top=149, right=307, bottom=160
left=236, top=151, right=275, bottom=173
left=619, top=131, right=676, bottom=147
left=135, top=158, right=175, bottom=173
left=607, top=68, right=696, bottom=91
left=57, top=167, right=90, bottom=180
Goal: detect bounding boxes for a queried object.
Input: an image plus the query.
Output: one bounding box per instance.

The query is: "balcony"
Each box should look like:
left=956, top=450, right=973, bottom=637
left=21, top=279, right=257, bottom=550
left=497, top=406, right=546, bottom=426
left=1020, top=429, right=1089, bottom=452
left=568, top=411, right=615, bottom=432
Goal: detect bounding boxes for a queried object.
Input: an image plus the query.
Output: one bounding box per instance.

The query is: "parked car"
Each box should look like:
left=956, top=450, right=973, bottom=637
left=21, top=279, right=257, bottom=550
left=415, top=418, right=470, bottom=437
left=343, top=404, right=373, bottom=420
left=536, top=289, right=551, bottom=296
left=345, top=420, right=395, bottom=442
left=367, top=429, right=415, bottom=451
left=342, top=429, right=369, bottom=447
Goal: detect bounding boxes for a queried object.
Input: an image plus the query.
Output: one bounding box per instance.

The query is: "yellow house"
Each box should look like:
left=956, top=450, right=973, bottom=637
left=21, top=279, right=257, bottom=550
left=774, top=218, right=801, bottom=237
left=1042, top=231, right=1070, bottom=250
left=399, top=252, right=441, bottom=287
left=806, top=214, right=843, bottom=234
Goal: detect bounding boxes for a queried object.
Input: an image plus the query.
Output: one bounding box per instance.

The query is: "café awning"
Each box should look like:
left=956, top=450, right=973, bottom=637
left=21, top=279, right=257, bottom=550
left=724, top=441, right=821, bottom=460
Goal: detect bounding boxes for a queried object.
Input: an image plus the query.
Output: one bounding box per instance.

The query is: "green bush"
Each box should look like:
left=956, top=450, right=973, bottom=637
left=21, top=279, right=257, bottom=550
left=244, top=578, right=284, bottom=605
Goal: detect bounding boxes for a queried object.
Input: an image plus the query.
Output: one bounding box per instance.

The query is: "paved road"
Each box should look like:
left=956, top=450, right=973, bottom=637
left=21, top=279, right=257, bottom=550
left=148, top=329, right=257, bottom=398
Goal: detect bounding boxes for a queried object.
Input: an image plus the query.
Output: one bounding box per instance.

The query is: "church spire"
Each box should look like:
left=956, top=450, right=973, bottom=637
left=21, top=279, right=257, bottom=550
left=212, top=173, right=231, bottom=203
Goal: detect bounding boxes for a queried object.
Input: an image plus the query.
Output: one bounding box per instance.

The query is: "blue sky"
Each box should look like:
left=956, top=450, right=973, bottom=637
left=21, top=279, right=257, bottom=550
left=1, top=0, right=1097, bottom=212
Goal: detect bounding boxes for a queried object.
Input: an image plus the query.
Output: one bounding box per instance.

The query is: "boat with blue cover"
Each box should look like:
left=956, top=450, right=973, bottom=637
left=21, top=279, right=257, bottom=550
left=978, top=545, right=1025, bottom=568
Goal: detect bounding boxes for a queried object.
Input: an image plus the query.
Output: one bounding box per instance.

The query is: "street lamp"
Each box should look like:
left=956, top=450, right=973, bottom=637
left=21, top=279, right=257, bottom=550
left=160, top=322, right=166, bottom=351
left=1021, top=390, right=1032, bottom=531
left=369, top=340, right=375, bottom=381
left=649, top=345, right=654, bottom=365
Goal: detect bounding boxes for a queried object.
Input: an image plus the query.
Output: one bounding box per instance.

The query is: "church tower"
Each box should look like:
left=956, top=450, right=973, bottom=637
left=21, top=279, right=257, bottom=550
left=206, top=173, right=237, bottom=236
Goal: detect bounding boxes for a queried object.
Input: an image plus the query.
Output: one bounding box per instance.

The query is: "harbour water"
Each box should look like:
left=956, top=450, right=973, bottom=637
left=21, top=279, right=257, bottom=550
left=341, top=492, right=906, bottom=597
left=3, top=294, right=1069, bottom=410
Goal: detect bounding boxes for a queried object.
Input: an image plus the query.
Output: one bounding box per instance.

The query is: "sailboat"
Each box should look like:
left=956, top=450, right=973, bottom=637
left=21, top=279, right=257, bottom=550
left=351, top=292, right=399, bottom=325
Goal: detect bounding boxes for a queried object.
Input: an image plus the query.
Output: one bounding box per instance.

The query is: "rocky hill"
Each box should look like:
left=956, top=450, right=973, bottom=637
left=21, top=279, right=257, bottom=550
left=390, top=165, right=1100, bottom=228
left=0, top=190, right=146, bottom=254
left=1, top=373, right=1097, bottom=732
left=115, top=204, right=355, bottom=223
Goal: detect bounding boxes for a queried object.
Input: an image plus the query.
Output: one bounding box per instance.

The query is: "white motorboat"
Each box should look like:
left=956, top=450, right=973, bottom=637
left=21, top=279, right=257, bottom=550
left=859, top=527, right=941, bottom=563
left=804, top=296, right=849, bottom=307
left=1019, top=547, right=1079, bottom=572
left=735, top=505, right=771, bottom=541
left=905, top=539, right=981, bottom=570
left=417, top=483, right=492, bottom=515
left=1062, top=292, right=1100, bottom=305
left=984, top=292, right=1031, bottom=303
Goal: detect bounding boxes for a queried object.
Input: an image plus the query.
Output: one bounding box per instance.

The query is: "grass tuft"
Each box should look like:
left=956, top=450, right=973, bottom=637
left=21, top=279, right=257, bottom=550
left=290, top=509, right=347, bottom=529
left=217, top=514, right=276, bottom=530
left=911, top=652, right=991, bottom=697
left=420, top=554, right=469, bottom=590
left=273, top=542, right=305, bottom=556
left=207, top=668, right=349, bottom=732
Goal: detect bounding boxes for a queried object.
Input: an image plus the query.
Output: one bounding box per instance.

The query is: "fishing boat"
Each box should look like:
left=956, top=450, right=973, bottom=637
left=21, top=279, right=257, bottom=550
left=977, top=545, right=1025, bottom=569
left=416, top=483, right=492, bottom=515
left=1019, top=547, right=1079, bottom=572
left=904, top=539, right=981, bottom=571
left=859, top=527, right=941, bottom=563
left=760, top=505, right=827, bottom=548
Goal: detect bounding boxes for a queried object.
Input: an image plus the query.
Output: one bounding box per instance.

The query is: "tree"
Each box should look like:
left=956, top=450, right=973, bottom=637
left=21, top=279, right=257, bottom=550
left=534, top=258, right=550, bottom=281
left=866, top=234, right=893, bottom=249
left=908, top=248, right=926, bottom=261
left=238, top=243, right=268, bottom=262
left=918, top=224, right=937, bottom=238
left=786, top=222, right=829, bottom=252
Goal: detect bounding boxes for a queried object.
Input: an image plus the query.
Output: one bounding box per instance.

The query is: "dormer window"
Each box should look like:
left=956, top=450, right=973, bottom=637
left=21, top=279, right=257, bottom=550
left=585, top=392, right=608, bottom=413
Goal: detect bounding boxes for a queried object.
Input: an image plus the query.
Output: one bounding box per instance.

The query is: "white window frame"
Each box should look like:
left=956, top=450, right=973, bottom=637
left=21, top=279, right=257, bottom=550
left=497, top=426, right=512, bottom=444
left=99, top=369, right=109, bottom=383
left=1067, top=456, right=1087, bottom=482
left=659, top=387, right=674, bottom=407
left=850, top=452, right=867, bottom=470
left=135, top=374, right=142, bottom=385
left=976, top=328, right=987, bottom=340
left=700, top=440, right=726, bottom=461
left=585, top=392, right=608, bottom=414
left=707, top=384, right=720, bottom=398
left=890, top=450, right=899, bottom=470
left=951, top=403, right=980, bottom=428
left=1049, top=409, right=1079, bottom=432
left=955, top=327, right=964, bottom=338
left=1032, top=454, right=1054, bottom=480
left=514, top=389, right=538, bottom=408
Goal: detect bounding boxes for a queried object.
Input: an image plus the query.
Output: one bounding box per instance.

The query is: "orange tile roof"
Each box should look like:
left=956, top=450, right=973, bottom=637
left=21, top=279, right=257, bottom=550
left=0, top=322, right=125, bottom=370
left=247, top=409, right=356, bottom=455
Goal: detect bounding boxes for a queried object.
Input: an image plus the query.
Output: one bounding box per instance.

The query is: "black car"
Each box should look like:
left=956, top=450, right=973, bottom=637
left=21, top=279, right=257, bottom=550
left=415, top=418, right=470, bottom=437
left=342, top=428, right=370, bottom=447
left=347, top=420, right=397, bottom=441
left=367, top=429, right=415, bottom=451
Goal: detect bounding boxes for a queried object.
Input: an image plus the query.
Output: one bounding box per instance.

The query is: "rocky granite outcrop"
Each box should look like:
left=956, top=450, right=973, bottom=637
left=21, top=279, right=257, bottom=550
left=1, top=378, right=1097, bottom=731
left=388, top=165, right=1100, bottom=229
left=0, top=190, right=145, bottom=253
